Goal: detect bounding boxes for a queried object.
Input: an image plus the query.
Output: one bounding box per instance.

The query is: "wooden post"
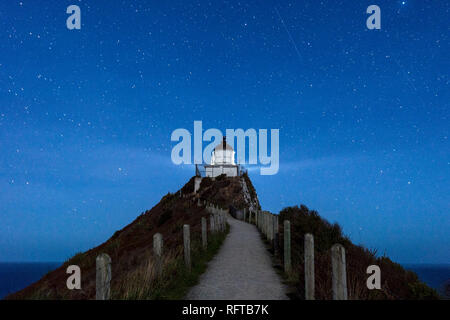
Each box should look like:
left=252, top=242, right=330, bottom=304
left=274, top=215, right=279, bottom=235
left=262, top=213, right=266, bottom=235
left=259, top=211, right=262, bottom=230
left=262, top=212, right=265, bottom=235
left=331, top=244, right=348, bottom=300
left=304, top=233, right=315, bottom=300
left=256, top=211, right=259, bottom=228
left=96, top=253, right=111, bottom=300
left=260, top=212, right=263, bottom=232
left=210, top=214, right=215, bottom=233
left=265, top=212, right=268, bottom=236
left=153, top=233, right=163, bottom=256
left=260, top=211, right=262, bottom=230
left=269, top=214, right=273, bottom=242
left=183, top=225, right=191, bottom=271
left=223, top=212, right=226, bottom=230
left=153, top=233, right=163, bottom=276
left=273, top=215, right=279, bottom=255
left=265, top=213, right=269, bottom=239
left=284, top=220, right=291, bottom=273
left=222, top=212, right=225, bottom=231
left=243, top=208, right=247, bottom=222
left=257, top=211, right=260, bottom=229
left=201, top=217, right=207, bottom=249
left=222, top=213, right=225, bottom=231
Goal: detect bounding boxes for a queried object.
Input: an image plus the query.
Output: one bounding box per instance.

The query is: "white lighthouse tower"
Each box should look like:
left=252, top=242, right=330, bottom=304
left=204, top=137, right=238, bottom=178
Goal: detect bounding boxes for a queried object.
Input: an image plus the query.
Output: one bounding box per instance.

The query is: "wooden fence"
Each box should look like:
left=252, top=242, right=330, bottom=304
left=94, top=200, right=228, bottom=300
left=242, top=209, right=349, bottom=300
left=94, top=204, right=348, bottom=300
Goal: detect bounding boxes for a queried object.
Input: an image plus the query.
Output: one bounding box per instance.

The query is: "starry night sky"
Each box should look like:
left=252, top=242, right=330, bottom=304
left=0, top=1, right=448, bottom=263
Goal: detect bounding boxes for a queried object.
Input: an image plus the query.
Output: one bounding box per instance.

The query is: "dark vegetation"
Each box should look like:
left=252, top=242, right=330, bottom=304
left=113, top=225, right=229, bottom=299
left=275, top=205, right=440, bottom=300
left=6, top=174, right=437, bottom=300
left=180, top=176, right=195, bottom=195
left=197, top=176, right=256, bottom=209
left=242, top=172, right=261, bottom=210
left=6, top=176, right=237, bottom=300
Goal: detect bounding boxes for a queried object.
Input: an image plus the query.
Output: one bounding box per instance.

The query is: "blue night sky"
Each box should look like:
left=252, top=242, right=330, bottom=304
left=0, top=1, right=448, bottom=264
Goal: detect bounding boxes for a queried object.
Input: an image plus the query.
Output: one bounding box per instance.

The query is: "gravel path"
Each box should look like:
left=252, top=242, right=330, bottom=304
left=186, top=215, right=289, bottom=300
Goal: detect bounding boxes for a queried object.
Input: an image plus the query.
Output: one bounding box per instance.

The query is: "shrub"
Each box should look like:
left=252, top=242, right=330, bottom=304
left=277, top=205, right=439, bottom=300
left=215, top=174, right=226, bottom=181
left=158, top=209, right=173, bottom=227
left=181, top=177, right=195, bottom=194
left=199, top=177, right=212, bottom=190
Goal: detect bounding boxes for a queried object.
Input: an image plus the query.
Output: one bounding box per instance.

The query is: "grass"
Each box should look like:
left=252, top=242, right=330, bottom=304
left=5, top=176, right=243, bottom=300
left=113, top=224, right=230, bottom=300
left=271, top=205, right=440, bottom=300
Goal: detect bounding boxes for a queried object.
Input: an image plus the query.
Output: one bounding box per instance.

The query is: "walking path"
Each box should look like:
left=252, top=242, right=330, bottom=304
left=186, top=215, right=288, bottom=300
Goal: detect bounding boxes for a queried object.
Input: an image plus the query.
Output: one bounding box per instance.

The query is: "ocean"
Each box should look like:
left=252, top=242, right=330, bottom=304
left=403, top=264, right=450, bottom=298
left=0, top=262, right=61, bottom=299
left=0, top=262, right=448, bottom=299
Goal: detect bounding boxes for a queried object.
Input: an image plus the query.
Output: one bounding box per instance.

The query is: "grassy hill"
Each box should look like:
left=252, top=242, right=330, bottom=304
left=276, top=205, right=440, bottom=300
left=5, top=175, right=439, bottom=300
left=6, top=175, right=251, bottom=300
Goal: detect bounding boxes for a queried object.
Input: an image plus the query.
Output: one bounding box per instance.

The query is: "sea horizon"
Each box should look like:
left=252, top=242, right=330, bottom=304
left=0, top=261, right=62, bottom=299
left=0, top=261, right=448, bottom=300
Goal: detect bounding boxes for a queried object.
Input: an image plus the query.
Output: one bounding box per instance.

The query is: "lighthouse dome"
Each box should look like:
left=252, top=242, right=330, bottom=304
left=211, top=137, right=235, bottom=165
left=214, top=140, right=234, bottom=151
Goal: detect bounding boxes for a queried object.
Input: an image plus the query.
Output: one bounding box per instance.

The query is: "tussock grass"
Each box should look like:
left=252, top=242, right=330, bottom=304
left=113, top=225, right=230, bottom=300
left=275, top=205, right=440, bottom=300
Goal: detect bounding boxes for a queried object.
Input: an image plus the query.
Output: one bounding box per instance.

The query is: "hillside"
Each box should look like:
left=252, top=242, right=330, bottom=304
left=6, top=175, right=256, bottom=300
left=276, top=205, right=440, bottom=300
left=5, top=174, right=439, bottom=300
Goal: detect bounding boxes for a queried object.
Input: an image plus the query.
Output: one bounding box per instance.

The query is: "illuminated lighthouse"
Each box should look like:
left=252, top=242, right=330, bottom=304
left=204, top=137, right=238, bottom=177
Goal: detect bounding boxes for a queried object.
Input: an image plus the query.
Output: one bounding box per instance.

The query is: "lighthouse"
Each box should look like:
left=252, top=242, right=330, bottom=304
left=204, top=137, right=238, bottom=177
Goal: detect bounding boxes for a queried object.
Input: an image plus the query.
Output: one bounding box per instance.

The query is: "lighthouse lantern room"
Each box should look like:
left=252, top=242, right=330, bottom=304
left=204, top=137, right=238, bottom=177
